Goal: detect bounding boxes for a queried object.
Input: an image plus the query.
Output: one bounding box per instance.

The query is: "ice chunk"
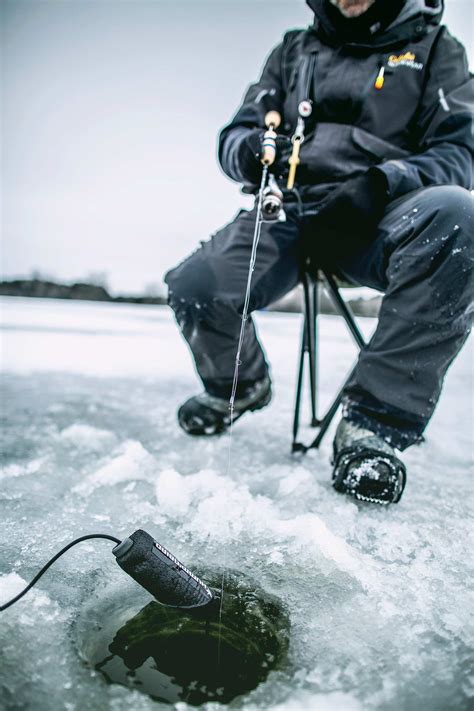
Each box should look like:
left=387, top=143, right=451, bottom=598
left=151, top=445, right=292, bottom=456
left=59, top=424, right=117, bottom=452
left=0, top=458, right=44, bottom=481
left=155, top=468, right=191, bottom=516
left=0, top=572, right=27, bottom=604
left=0, top=572, right=54, bottom=617
left=277, top=466, right=312, bottom=495
left=73, top=440, right=156, bottom=495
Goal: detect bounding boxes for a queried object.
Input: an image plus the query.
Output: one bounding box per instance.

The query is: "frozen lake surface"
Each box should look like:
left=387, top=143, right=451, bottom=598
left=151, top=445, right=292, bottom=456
left=0, top=297, right=473, bottom=710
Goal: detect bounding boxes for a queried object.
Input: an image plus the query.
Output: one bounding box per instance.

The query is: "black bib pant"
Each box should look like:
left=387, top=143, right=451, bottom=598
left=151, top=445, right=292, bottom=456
left=165, top=185, right=473, bottom=450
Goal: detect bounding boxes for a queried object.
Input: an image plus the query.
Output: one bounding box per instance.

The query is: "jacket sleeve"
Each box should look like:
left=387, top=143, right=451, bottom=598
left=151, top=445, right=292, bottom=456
left=218, top=37, right=287, bottom=183
left=378, top=28, right=473, bottom=199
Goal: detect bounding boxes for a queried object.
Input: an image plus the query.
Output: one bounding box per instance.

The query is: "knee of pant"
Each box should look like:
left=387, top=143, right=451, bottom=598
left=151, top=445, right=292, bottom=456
left=165, top=258, right=218, bottom=309
left=421, top=185, right=473, bottom=233
left=410, top=186, right=474, bottom=264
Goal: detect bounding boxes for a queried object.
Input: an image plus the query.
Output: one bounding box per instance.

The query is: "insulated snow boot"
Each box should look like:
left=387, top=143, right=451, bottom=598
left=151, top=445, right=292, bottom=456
left=177, top=377, right=272, bottom=436
left=332, top=419, right=406, bottom=505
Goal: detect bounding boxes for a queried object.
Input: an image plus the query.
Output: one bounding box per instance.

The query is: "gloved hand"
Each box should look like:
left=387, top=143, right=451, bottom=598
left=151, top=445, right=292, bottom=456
left=235, top=129, right=264, bottom=185
left=303, top=169, right=390, bottom=265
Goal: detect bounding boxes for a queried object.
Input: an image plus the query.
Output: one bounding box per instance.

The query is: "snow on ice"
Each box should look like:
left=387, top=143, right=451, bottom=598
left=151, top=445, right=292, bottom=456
left=0, top=296, right=473, bottom=710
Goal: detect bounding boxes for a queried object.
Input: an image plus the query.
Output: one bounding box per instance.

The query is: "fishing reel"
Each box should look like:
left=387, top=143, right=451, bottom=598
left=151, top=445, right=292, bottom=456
left=258, top=101, right=314, bottom=221
left=262, top=174, right=284, bottom=222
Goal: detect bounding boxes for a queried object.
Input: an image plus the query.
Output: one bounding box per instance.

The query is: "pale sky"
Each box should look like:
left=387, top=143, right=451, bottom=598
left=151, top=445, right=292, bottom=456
left=1, top=0, right=473, bottom=294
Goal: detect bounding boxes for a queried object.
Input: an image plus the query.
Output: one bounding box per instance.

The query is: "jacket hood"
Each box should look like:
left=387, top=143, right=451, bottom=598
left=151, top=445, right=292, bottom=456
left=387, top=0, right=444, bottom=29
left=306, top=0, right=444, bottom=48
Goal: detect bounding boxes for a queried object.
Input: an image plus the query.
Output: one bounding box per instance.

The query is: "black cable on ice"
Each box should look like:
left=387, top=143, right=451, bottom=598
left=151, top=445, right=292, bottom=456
left=0, top=533, right=121, bottom=611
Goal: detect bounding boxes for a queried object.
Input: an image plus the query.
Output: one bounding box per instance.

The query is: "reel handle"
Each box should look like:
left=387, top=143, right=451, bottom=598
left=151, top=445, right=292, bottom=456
left=261, top=111, right=281, bottom=166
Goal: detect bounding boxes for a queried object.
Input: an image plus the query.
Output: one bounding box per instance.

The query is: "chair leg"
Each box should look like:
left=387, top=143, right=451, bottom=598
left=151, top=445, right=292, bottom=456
left=291, top=271, right=369, bottom=453
left=322, top=271, right=366, bottom=350
left=292, top=289, right=309, bottom=452
left=311, top=276, right=319, bottom=427
left=304, top=274, right=368, bottom=451
left=302, top=273, right=318, bottom=427
left=306, top=363, right=358, bottom=450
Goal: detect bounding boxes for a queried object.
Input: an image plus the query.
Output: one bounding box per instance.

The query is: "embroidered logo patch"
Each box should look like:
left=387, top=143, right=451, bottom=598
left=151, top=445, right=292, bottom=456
left=387, top=52, right=423, bottom=71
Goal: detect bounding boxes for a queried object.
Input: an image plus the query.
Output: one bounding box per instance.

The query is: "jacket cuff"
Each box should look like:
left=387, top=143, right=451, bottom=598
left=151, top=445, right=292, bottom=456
left=376, top=160, right=422, bottom=201
left=219, top=126, right=253, bottom=183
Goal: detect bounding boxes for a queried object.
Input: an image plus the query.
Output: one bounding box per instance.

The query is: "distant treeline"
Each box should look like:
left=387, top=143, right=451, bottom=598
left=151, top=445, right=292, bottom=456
left=0, top=279, right=167, bottom=305
left=0, top=278, right=381, bottom=317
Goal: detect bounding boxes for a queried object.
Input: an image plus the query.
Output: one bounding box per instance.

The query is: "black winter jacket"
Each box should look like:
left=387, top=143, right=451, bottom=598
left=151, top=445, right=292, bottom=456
left=218, top=0, right=473, bottom=203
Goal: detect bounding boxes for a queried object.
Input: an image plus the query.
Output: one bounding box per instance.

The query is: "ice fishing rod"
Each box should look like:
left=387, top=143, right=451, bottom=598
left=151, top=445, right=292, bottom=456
left=0, top=529, right=215, bottom=613
left=229, top=110, right=281, bottom=414
left=260, top=111, right=284, bottom=223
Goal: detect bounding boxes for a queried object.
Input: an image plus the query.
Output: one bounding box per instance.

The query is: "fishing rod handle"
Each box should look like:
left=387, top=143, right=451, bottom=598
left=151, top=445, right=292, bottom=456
left=261, top=111, right=281, bottom=166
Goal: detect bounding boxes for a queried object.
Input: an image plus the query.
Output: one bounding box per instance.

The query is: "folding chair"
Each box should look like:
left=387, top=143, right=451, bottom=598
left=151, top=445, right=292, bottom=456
left=292, top=269, right=368, bottom=454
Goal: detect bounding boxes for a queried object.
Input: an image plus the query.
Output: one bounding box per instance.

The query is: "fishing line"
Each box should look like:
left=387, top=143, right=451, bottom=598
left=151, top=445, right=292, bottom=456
left=228, top=164, right=269, bottom=417
left=217, top=163, right=269, bottom=665
left=217, top=110, right=282, bottom=662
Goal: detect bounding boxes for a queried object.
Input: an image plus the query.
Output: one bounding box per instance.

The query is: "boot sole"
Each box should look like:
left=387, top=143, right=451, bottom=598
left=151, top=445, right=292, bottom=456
left=332, top=446, right=406, bottom=505
left=179, top=389, right=272, bottom=437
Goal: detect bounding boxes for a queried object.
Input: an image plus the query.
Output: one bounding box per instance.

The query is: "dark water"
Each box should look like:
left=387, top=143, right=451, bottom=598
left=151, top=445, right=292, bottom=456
left=82, top=571, right=290, bottom=706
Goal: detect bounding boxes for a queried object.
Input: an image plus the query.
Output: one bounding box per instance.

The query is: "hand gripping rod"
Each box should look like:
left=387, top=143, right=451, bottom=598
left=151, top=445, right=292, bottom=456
left=260, top=110, right=281, bottom=166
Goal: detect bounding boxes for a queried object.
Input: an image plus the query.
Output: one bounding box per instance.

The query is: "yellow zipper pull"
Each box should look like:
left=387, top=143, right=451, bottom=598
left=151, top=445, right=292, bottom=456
left=375, top=65, right=385, bottom=90
left=287, top=102, right=312, bottom=190
left=287, top=138, right=301, bottom=190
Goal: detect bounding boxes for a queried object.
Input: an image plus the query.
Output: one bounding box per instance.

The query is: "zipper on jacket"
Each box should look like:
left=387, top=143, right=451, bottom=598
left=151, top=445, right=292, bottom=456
left=303, top=53, right=317, bottom=103
left=438, top=87, right=450, bottom=112
left=288, top=59, right=303, bottom=93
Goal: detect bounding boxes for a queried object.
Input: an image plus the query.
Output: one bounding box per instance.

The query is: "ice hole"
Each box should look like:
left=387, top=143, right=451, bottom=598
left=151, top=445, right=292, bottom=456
left=77, top=570, right=290, bottom=706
